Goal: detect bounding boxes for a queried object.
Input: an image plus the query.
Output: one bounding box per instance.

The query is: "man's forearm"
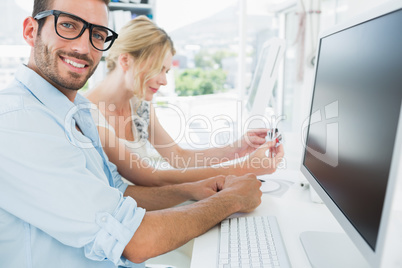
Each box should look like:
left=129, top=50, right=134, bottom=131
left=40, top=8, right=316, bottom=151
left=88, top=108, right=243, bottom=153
left=123, top=190, right=241, bottom=263
left=123, top=184, right=193, bottom=211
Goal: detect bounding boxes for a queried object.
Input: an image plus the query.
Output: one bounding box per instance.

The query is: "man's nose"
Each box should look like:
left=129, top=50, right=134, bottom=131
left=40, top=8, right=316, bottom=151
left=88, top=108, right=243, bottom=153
left=70, top=29, right=92, bottom=54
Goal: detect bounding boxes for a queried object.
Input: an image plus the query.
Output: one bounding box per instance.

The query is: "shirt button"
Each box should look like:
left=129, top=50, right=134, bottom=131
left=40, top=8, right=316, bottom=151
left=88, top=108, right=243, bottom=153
left=101, top=216, right=107, bottom=223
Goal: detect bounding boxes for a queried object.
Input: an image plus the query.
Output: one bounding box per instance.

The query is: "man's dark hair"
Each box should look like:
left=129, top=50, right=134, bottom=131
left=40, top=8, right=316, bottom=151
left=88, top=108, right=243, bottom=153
left=32, top=0, right=110, bottom=34
left=32, top=0, right=50, bottom=32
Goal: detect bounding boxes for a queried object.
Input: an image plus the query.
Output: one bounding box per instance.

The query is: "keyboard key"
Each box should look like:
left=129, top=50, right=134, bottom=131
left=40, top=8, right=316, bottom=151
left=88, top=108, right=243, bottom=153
left=219, top=216, right=291, bottom=268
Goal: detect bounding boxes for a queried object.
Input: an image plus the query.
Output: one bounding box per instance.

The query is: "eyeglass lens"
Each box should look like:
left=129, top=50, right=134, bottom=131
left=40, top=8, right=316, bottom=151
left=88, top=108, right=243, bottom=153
left=56, top=13, right=114, bottom=50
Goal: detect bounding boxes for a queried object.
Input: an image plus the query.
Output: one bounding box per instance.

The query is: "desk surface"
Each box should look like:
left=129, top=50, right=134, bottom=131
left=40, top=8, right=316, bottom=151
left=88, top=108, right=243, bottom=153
left=190, top=169, right=344, bottom=268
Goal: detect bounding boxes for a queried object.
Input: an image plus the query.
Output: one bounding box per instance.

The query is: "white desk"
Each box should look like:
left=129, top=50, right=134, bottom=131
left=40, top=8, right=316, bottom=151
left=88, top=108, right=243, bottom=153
left=190, top=169, right=345, bottom=268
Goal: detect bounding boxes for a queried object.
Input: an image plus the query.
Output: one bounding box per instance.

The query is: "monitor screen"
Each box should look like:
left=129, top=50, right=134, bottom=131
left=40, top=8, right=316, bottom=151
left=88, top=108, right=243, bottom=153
left=303, top=7, right=402, bottom=252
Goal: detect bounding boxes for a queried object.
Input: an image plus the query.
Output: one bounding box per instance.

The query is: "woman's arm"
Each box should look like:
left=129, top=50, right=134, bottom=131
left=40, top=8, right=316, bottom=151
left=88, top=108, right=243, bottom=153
left=97, top=124, right=226, bottom=186
left=148, top=104, right=269, bottom=168
left=97, top=124, right=284, bottom=186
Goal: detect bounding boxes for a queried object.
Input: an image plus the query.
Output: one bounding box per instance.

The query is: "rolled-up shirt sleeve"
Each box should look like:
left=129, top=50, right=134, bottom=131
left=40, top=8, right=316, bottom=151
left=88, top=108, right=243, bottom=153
left=0, top=101, right=145, bottom=266
left=87, top=198, right=145, bottom=266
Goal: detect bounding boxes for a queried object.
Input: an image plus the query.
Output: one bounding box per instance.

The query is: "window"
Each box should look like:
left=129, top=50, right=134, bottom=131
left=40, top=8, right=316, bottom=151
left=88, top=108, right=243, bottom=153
left=154, top=1, right=282, bottom=147
left=0, top=0, right=31, bottom=89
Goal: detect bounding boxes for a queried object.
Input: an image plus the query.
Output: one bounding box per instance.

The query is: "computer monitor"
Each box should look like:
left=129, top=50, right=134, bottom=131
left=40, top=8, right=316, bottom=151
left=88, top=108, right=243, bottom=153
left=300, top=1, right=402, bottom=267
left=245, top=37, right=285, bottom=119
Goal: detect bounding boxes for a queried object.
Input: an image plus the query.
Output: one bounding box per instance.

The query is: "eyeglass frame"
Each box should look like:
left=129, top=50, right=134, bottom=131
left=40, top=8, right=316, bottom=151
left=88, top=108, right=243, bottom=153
left=34, top=10, right=118, bottom=52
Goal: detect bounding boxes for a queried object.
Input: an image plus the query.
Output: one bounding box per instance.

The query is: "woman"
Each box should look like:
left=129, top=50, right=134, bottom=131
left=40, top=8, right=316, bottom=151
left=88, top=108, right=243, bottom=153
left=85, top=16, right=284, bottom=186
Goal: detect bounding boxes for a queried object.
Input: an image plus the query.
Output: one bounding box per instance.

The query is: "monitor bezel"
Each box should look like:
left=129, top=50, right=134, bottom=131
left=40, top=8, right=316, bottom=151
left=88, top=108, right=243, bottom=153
left=300, top=1, right=402, bottom=266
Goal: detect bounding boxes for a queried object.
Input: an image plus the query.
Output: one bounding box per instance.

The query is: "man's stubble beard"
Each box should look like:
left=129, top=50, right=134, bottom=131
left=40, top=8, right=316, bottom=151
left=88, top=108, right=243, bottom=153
left=34, top=34, right=99, bottom=91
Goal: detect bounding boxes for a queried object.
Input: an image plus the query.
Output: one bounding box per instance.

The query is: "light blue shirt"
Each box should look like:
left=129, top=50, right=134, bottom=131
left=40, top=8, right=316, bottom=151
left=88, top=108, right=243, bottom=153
left=0, top=65, right=146, bottom=268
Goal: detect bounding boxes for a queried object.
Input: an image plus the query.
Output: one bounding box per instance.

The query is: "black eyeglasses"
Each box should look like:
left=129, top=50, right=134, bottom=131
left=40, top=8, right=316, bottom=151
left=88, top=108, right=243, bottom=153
left=34, top=10, right=118, bottom=51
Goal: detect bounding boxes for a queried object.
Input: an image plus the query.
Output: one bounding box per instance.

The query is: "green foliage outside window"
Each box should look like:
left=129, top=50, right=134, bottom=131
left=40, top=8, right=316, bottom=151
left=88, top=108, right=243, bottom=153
left=175, top=49, right=234, bottom=96
left=175, top=68, right=227, bottom=96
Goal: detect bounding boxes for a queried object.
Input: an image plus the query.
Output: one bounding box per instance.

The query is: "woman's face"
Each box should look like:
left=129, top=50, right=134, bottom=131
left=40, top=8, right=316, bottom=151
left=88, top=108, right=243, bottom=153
left=143, top=51, right=173, bottom=101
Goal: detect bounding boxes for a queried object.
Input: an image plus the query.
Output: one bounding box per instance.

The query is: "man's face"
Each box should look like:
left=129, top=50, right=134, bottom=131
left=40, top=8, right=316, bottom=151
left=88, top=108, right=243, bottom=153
left=33, top=0, right=108, bottom=91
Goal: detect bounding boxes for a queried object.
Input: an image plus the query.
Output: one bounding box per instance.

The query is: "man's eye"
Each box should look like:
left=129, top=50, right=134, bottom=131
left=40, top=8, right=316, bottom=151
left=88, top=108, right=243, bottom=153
left=93, top=33, right=104, bottom=41
left=61, top=23, right=74, bottom=29
left=92, top=31, right=107, bottom=42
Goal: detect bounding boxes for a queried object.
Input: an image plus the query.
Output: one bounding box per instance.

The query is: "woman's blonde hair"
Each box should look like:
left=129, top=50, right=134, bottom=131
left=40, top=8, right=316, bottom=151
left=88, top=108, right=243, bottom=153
left=106, top=16, right=176, bottom=99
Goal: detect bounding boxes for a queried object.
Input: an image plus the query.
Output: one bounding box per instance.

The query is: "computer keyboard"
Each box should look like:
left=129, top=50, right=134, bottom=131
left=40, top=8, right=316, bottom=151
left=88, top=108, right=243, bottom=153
left=219, top=215, right=291, bottom=268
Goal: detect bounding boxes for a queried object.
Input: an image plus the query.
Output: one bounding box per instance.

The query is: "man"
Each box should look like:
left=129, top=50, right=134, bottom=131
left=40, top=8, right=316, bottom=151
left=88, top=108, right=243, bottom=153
left=0, top=0, right=282, bottom=267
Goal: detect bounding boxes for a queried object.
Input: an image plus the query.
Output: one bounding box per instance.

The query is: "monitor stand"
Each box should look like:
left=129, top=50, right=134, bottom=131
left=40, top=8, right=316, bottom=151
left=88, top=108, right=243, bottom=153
left=300, top=231, right=371, bottom=268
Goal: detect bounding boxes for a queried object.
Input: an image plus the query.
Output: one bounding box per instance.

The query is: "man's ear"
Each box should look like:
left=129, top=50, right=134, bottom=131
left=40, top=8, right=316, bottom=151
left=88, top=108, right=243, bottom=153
left=118, top=53, right=133, bottom=72
left=23, top=17, right=37, bottom=47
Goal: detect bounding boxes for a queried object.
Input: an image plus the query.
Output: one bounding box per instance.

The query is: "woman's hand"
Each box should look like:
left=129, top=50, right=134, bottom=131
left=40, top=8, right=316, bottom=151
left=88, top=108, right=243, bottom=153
left=231, top=129, right=269, bottom=157
left=243, top=139, right=285, bottom=176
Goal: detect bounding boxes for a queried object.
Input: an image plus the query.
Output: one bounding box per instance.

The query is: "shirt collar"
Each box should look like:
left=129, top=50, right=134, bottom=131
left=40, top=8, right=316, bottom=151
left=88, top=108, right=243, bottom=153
left=15, top=64, right=92, bottom=121
left=15, top=65, right=115, bottom=187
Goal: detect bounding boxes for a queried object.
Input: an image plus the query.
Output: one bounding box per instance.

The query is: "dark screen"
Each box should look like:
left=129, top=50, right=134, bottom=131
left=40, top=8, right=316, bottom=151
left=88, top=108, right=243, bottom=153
left=303, top=9, right=402, bottom=250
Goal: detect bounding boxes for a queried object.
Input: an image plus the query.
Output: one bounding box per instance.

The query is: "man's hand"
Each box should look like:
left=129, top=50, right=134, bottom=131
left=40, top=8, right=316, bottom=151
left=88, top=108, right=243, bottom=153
left=185, top=173, right=263, bottom=213
left=186, top=175, right=226, bottom=201
left=185, top=173, right=262, bottom=213
left=221, top=173, right=262, bottom=213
